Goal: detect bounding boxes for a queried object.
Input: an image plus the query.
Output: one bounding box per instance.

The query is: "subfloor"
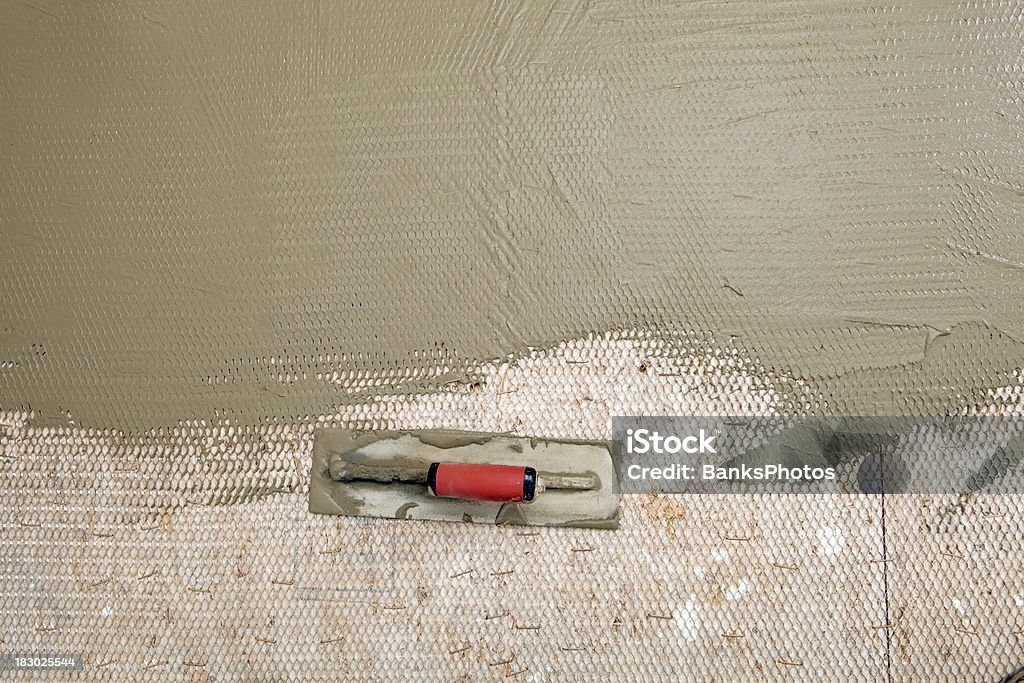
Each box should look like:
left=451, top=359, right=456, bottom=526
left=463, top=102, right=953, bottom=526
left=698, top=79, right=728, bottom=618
left=2, top=338, right=1022, bottom=680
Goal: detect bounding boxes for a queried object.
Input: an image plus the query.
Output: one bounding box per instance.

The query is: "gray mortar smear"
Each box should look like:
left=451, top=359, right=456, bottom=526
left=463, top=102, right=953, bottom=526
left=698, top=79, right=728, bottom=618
left=308, top=429, right=619, bottom=529
left=1, top=1, right=1024, bottom=427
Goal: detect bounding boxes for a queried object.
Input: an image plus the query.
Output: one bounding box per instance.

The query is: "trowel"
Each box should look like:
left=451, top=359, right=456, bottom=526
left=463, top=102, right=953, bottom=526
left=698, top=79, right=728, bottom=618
left=308, top=429, right=619, bottom=528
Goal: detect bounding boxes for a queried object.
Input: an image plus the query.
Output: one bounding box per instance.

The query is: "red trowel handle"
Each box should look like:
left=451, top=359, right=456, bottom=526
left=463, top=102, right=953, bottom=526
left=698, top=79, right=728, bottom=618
left=427, top=463, right=537, bottom=503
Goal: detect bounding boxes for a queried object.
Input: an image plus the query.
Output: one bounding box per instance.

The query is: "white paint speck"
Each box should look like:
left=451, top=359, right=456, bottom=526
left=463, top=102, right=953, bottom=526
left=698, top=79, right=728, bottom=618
left=817, top=526, right=846, bottom=557
left=711, top=549, right=729, bottom=563
left=100, top=606, right=112, bottom=617
left=724, top=579, right=750, bottom=602
left=1014, top=595, right=1024, bottom=609
left=673, top=596, right=700, bottom=642
left=952, top=599, right=966, bottom=615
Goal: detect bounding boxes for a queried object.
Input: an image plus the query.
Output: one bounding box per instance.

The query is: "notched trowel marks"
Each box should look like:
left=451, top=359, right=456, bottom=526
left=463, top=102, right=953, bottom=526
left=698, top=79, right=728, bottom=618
left=308, top=429, right=619, bottom=529
left=4, top=1, right=1024, bottom=426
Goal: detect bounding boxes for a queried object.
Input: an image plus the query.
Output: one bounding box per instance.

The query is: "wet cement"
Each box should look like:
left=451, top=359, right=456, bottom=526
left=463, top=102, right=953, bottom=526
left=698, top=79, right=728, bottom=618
left=2, top=1, right=1023, bottom=426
